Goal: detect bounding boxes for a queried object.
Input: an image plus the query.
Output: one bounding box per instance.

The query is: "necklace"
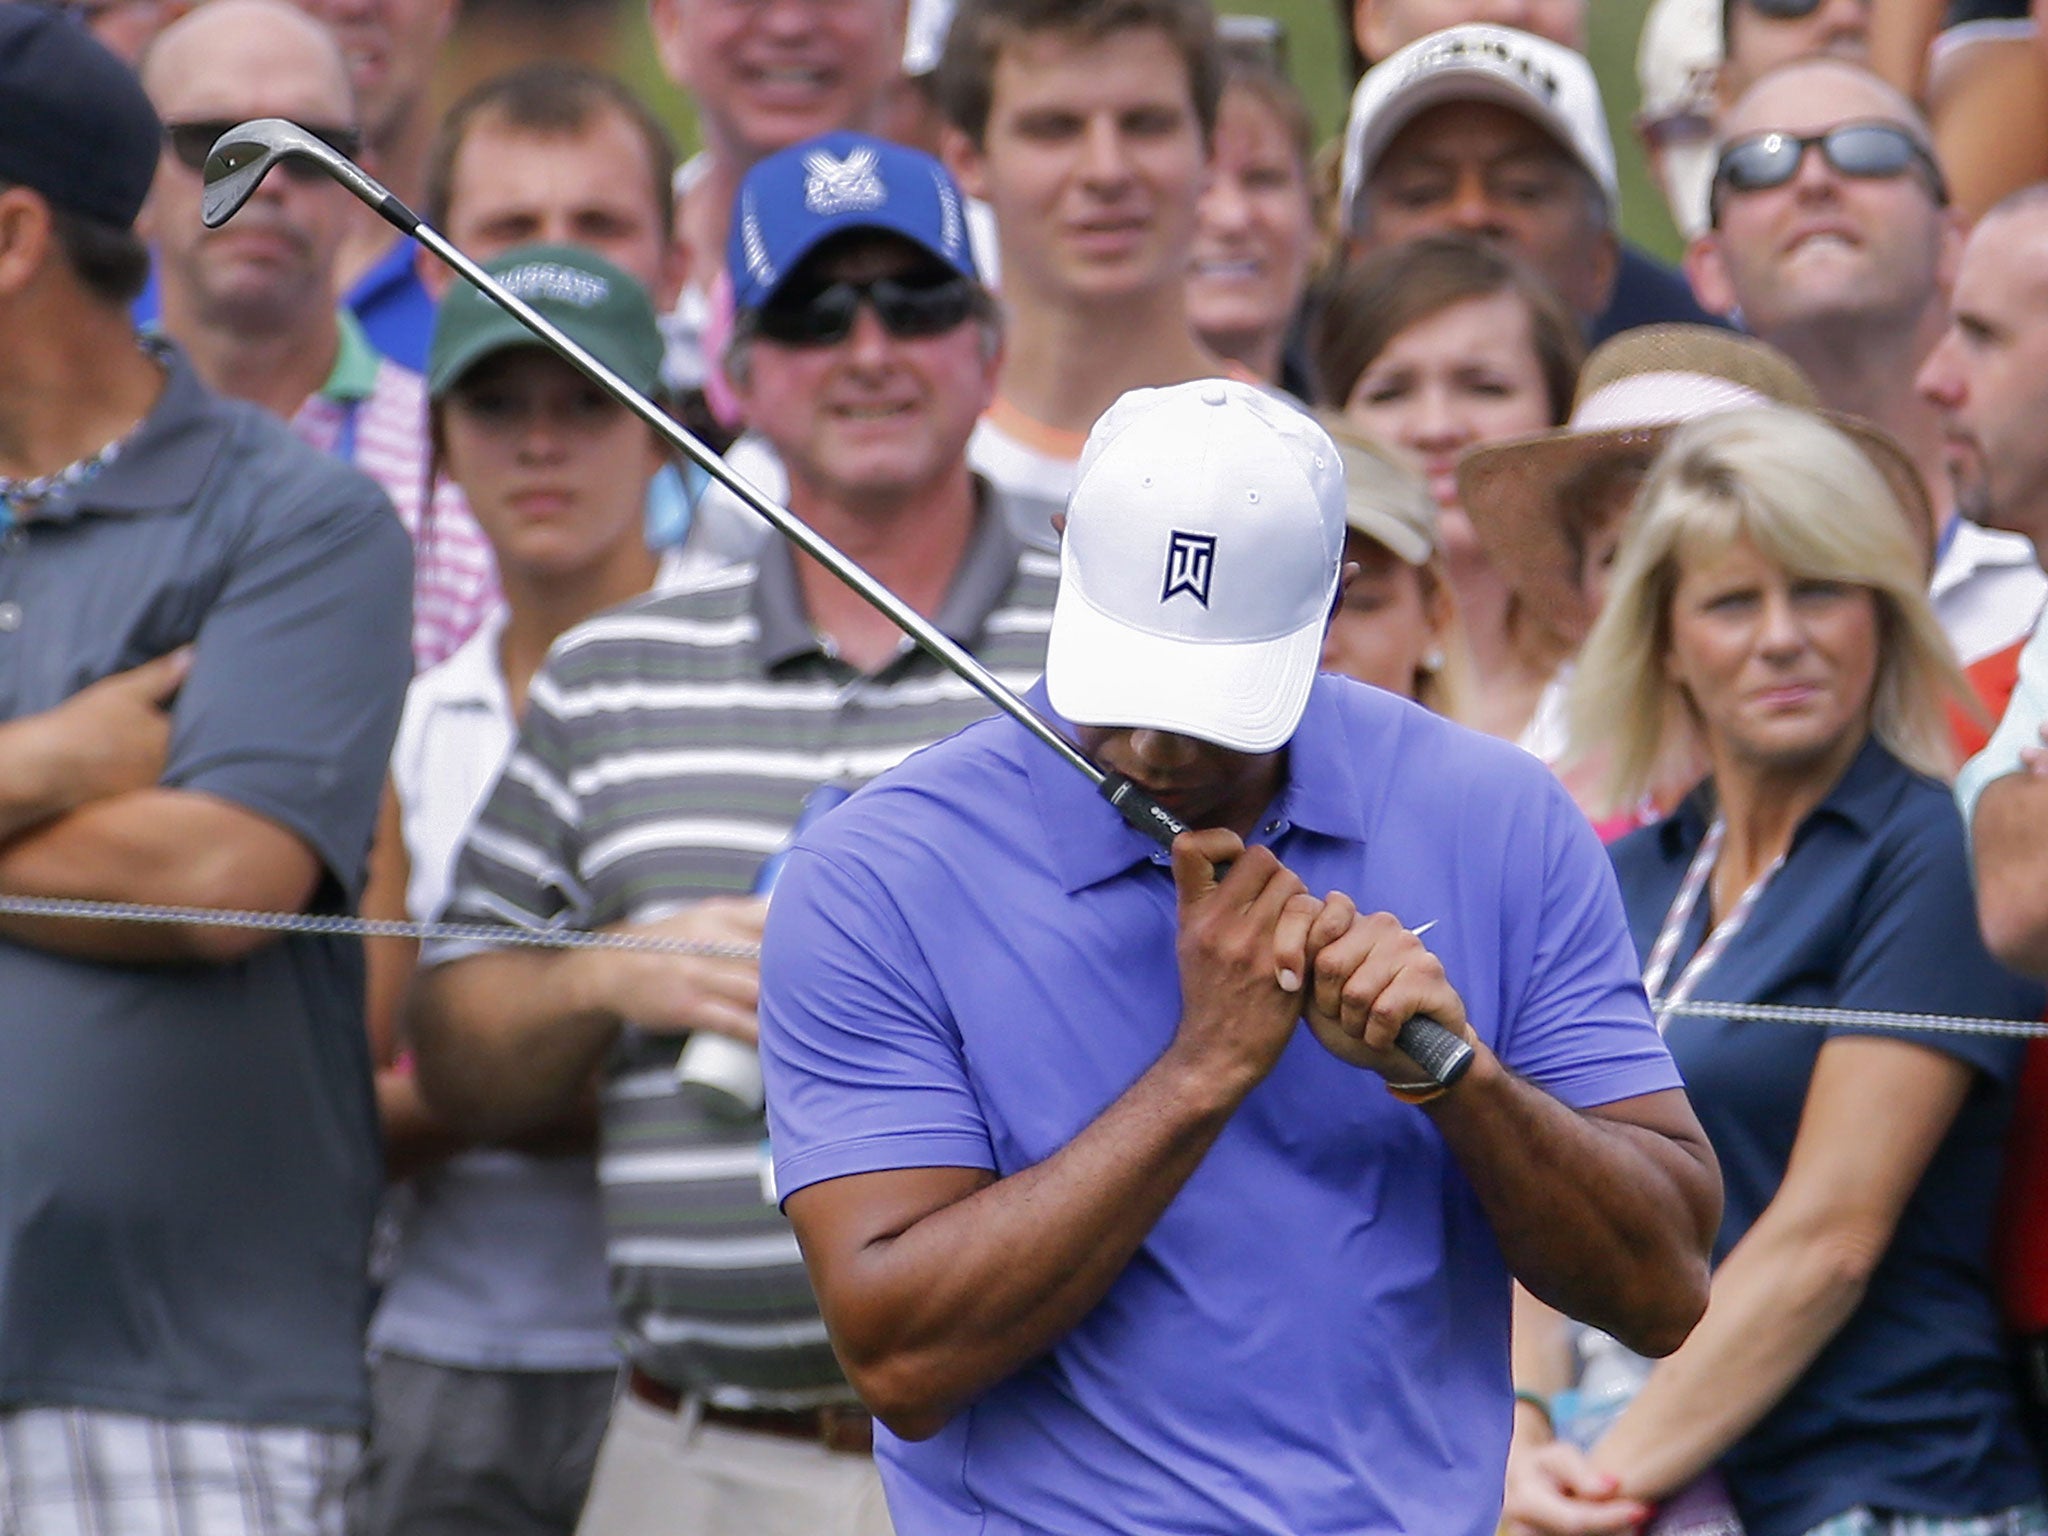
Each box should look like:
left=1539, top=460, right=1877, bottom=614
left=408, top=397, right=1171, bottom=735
left=0, top=338, right=166, bottom=528
left=0, top=436, right=130, bottom=527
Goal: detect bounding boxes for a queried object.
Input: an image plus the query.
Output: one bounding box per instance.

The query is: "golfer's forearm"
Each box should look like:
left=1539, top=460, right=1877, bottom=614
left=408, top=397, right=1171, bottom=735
left=1973, top=774, right=2048, bottom=977
left=409, top=949, right=619, bottom=1140
left=823, top=1044, right=1251, bottom=1440
left=1428, top=1053, right=1719, bottom=1357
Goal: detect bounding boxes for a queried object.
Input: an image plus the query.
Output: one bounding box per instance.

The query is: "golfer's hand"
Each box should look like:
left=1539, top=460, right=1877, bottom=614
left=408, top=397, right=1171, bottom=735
left=1289, top=892, right=1477, bottom=1078
left=580, top=898, right=767, bottom=1044
left=1169, top=830, right=1318, bottom=1090
left=1501, top=1436, right=1648, bottom=1536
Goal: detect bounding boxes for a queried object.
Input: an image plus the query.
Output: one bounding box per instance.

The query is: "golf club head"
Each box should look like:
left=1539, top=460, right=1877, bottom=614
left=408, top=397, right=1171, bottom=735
left=200, top=119, right=325, bottom=228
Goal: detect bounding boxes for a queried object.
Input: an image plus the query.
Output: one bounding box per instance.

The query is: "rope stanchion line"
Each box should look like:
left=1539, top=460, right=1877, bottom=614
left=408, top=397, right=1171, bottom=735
left=0, top=894, right=761, bottom=960
left=0, top=894, right=2039, bottom=1039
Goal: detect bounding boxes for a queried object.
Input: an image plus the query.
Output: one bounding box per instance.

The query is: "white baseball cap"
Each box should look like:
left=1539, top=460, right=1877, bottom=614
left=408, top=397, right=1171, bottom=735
left=1340, top=24, right=1619, bottom=231
left=1046, top=380, right=1346, bottom=755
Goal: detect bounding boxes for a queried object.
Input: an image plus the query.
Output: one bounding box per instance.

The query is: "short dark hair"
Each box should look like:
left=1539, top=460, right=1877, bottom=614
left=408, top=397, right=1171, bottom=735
left=1311, top=231, right=1583, bottom=423
left=423, top=63, right=678, bottom=237
left=934, top=0, right=1224, bottom=149
left=0, top=179, right=151, bottom=306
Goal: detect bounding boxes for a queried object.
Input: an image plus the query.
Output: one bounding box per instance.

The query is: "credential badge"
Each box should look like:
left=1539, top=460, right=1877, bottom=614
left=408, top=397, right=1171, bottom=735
left=1162, top=531, right=1218, bottom=607
left=803, top=148, right=886, bottom=216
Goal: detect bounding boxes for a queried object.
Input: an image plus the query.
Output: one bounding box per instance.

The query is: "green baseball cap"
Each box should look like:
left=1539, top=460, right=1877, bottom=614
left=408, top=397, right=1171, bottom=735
left=428, top=243, right=664, bottom=400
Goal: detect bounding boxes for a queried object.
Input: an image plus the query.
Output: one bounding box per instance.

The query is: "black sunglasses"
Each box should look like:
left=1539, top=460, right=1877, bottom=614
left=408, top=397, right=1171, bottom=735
left=752, top=271, right=978, bottom=348
left=1711, top=121, right=1948, bottom=218
left=163, top=120, right=363, bottom=181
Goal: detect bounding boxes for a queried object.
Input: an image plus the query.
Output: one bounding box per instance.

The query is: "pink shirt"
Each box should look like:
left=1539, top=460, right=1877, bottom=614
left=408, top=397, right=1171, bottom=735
left=293, top=340, right=500, bottom=672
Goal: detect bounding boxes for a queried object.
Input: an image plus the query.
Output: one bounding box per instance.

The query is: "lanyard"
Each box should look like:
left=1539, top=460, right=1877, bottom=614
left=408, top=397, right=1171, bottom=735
left=1642, top=816, right=1785, bottom=1028
left=335, top=397, right=362, bottom=467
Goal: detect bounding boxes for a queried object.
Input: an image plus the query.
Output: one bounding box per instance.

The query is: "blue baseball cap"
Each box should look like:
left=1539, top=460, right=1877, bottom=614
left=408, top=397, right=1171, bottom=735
left=727, top=131, right=978, bottom=313
left=0, top=5, right=161, bottom=229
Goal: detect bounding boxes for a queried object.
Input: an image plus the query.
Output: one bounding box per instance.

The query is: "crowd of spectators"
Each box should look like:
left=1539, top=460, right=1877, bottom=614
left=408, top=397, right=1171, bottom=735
left=3, top=0, right=2048, bottom=1531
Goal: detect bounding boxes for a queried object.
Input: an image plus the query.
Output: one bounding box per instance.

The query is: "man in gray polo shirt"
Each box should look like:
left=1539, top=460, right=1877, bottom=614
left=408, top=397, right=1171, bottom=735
left=0, top=12, right=412, bottom=1535
left=410, top=133, right=1053, bottom=1536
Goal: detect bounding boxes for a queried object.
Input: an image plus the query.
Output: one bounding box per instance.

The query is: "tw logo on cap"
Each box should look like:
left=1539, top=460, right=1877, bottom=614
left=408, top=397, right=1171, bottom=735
left=1162, top=531, right=1218, bottom=607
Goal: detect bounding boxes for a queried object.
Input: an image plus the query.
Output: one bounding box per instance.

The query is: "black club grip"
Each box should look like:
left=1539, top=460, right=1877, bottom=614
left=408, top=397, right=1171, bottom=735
left=1101, top=773, right=1474, bottom=1089
left=1394, top=1017, right=1475, bottom=1087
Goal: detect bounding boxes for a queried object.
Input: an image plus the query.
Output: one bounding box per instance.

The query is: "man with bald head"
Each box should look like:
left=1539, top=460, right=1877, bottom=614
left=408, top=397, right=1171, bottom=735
left=1687, top=55, right=2045, bottom=668
left=140, top=0, right=497, bottom=670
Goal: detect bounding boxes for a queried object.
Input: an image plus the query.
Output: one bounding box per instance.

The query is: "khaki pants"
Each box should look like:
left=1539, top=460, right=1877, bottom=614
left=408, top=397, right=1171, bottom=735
left=574, top=1389, right=895, bottom=1536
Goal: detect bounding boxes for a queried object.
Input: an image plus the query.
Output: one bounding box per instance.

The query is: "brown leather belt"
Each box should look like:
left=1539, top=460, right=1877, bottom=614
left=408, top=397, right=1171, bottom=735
left=627, top=1367, right=875, bottom=1454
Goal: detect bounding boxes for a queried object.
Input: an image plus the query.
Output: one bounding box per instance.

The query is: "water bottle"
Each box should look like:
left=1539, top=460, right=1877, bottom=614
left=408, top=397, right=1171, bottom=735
left=673, top=782, right=852, bottom=1118
left=1552, top=1326, right=1654, bottom=1450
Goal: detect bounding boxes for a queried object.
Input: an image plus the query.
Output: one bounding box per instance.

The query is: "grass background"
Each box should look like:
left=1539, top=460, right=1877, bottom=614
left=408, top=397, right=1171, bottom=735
left=472, top=0, right=1679, bottom=261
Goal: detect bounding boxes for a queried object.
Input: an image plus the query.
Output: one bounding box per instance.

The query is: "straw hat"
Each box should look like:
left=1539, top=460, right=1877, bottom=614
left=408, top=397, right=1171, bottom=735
left=1316, top=412, right=1440, bottom=566
left=1456, top=324, right=1934, bottom=637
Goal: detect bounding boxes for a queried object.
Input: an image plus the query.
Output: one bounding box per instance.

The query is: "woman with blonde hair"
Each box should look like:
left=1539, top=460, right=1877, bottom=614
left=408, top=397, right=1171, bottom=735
left=1506, top=406, right=2045, bottom=1536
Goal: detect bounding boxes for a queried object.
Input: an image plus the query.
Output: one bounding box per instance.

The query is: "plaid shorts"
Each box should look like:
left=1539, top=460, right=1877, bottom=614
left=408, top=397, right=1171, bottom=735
left=1801, top=1503, right=2048, bottom=1536
left=0, top=1407, right=359, bottom=1536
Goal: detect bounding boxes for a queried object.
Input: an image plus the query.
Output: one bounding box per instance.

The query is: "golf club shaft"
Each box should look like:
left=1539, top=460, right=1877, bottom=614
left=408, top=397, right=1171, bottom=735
left=258, top=135, right=1470, bottom=1089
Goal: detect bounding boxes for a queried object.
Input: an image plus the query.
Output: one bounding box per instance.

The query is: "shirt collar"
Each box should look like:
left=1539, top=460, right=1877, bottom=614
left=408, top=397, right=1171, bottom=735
left=346, top=234, right=420, bottom=308
left=320, top=308, right=382, bottom=404
left=1666, top=732, right=1902, bottom=853
left=35, top=341, right=238, bottom=523
left=420, top=605, right=511, bottom=712
left=1023, top=675, right=1373, bottom=895
left=749, top=478, right=1031, bottom=671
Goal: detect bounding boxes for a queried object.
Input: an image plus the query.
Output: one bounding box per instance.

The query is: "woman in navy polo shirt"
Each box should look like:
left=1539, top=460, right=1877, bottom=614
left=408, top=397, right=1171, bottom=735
left=1506, top=406, right=2046, bottom=1536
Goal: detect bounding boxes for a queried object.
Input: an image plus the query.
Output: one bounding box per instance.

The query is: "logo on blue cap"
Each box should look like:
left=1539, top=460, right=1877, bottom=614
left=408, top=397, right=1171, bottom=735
left=728, top=131, right=979, bottom=314
left=803, top=148, right=886, bottom=216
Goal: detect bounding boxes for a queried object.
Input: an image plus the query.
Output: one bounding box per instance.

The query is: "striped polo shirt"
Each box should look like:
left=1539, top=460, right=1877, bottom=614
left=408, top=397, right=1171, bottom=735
left=430, top=494, right=1056, bottom=1406
left=292, top=310, right=501, bottom=671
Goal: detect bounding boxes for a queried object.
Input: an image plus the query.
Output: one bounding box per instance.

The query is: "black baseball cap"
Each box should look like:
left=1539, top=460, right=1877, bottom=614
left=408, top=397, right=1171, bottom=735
left=0, top=4, right=162, bottom=228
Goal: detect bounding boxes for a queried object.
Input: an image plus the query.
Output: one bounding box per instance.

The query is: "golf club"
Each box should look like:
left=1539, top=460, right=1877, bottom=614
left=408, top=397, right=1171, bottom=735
left=201, top=119, right=1473, bottom=1089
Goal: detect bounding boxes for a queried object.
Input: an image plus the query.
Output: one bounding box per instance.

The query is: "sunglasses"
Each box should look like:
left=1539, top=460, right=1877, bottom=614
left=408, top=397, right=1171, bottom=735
left=752, top=271, right=978, bottom=347
left=1711, top=121, right=1948, bottom=216
left=163, top=121, right=363, bottom=181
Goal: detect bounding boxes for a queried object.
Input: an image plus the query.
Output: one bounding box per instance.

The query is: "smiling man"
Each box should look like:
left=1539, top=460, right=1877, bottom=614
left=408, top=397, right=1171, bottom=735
left=409, top=133, right=1057, bottom=1536
left=934, top=0, right=1235, bottom=536
left=756, top=377, right=1720, bottom=1536
left=1686, top=56, right=2045, bottom=669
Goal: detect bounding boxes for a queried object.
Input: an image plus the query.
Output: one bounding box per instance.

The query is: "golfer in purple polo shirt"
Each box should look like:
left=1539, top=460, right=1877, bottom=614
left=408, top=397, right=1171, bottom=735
left=757, top=380, right=1721, bottom=1536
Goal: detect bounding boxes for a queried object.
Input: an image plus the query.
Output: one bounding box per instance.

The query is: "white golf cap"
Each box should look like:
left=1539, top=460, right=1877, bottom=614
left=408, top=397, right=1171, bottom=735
left=1340, top=24, right=1619, bottom=231
left=1046, top=380, right=1346, bottom=755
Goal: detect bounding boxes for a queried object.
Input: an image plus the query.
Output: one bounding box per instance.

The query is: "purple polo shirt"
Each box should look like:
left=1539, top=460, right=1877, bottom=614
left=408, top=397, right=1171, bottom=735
left=759, top=676, right=1681, bottom=1536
